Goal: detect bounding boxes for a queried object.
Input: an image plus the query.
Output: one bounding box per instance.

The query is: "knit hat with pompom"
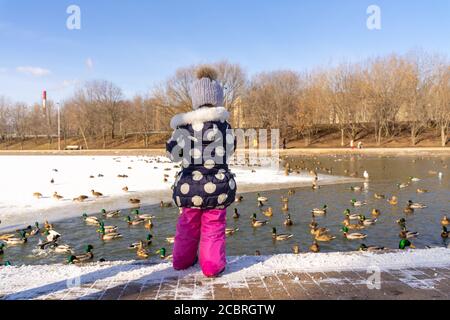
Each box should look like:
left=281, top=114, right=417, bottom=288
left=190, top=66, right=224, bottom=110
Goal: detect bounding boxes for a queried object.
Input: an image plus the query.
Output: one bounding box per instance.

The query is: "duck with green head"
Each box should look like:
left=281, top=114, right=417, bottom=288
left=312, top=205, right=327, bottom=216
left=156, top=247, right=172, bottom=260
left=97, top=226, right=122, bottom=241
left=251, top=214, right=268, bottom=228
left=125, top=215, right=145, bottom=226
left=341, top=226, right=367, bottom=240
left=82, top=213, right=100, bottom=225
left=359, top=244, right=385, bottom=252
left=101, top=209, right=121, bottom=218
left=2, top=261, right=11, bottom=266
left=128, top=234, right=153, bottom=249
left=29, top=222, right=40, bottom=236
left=399, top=239, right=415, bottom=250
left=441, top=226, right=449, bottom=239
left=272, top=227, right=293, bottom=241
left=67, top=245, right=94, bottom=264
left=4, top=231, right=28, bottom=245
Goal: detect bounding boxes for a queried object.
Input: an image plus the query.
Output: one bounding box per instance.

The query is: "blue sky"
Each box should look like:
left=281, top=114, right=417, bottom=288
left=0, top=0, right=449, bottom=104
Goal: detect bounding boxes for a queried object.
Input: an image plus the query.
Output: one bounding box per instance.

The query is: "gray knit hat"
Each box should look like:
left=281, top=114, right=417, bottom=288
left=191, top=66, right=224, bottom=110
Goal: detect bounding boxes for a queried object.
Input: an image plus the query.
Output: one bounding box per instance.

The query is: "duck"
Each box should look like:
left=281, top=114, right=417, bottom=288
left=98, top=226, right=122, bottom=241
left=145, top=219, right=154, bottom=230
left=73, top=195, right=89, bottom=202
left=351, top=199, right=366, bottom=207
left=342, top=218, right=366, bottom=230
left=251, top=214, right=268, bottom=228
left=272, top=228, right=293, bottom=241
left=350, top=186, right=363, bottom=192
left=256, top=193, right=268, bottom=203
left=341, top=227, right=367, bottom=240
left=101, top=209, right=121, bottom=218
left=374, top=193, right=385, bottom=199
left=225, top=228, right=239, bottom=236
left=403, top=206, right=415, bottom=214
left=44, top=220, right=54, bottom=230
left=156, top=248, right=172, bottom=260
left=54, top=244, right=73, bottom=254
left=407, top=200, right=427, bottom=209
left=399, top=239, right=415, bottom=250
left=4, top=231, right=28, bottom=245
left=44, top=229, right=61, bottom=242
left=288, top=190, right=296, bottom=196
left=312, top=205, right=327, bottom=216
left=441, top=226, right=449, bottom=239
left=292, top=244, right=300, bottom=254
left=359, top=244, right=385, bottom=252
left=396, top=218, right=407, bottom=228
left=129, top=198, right=141, bottom=205
left=132, top=209, right=155, bottom=220
left=263, top=207, right=274, bottom=217
left=129, top=234, right=153, bottom=249
left=166, top=237, right=175, bottom=244
left=371, top=209, right=381, bottom=217
left=29, top=222, right=41, bottom=236
left=125, top=215, right=145, bottom=226
left=33, top=192, right=43, bottom=199
left=284, top=214, right=294, bottom=226
left=343, top=209, right=360, bottom=220
left=91, top=190, right=103, bottom=198
left=397, top=182, right=409, bottom=189
left=309, top=218, right=318, bottom=229
left=310, top=226, right=330, bottom=237
left=98, top=222, right=119, bottom=233
left=122, top=186, right=129, bottom=192
left=409, top=176, right=421, bottom=182
left=52, top=192, right=63, bottom=200
left=363, top=171, right=369, bottom=180
left=399, top=228, right=419, bottom=239
left=309, top=241, right=320, bottom=253
left=359, top=215, right=377, bottom=226
left=0, top=243, right=4, bottom=255
left=82, top=213, right=100, bottom=225
left=417, top=188, right=428, bottom=194
left=388, top=196, right=398, bottom=205
left=232, top=208, right=240, bottom=219
left=282, top=203, right=289, bottom=212
left=235, top=196, right=244, bottom=203
left=315, top=232, right=336, bottom=242
left=441, top=216, right=449, bottom=226
left=67, top=245, right=94, bottom=264
left=0, top=233, right=16, bottom=241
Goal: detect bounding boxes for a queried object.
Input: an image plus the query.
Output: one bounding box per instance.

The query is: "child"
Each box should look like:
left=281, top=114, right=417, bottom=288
left=166, top=66, right=236, bottom=277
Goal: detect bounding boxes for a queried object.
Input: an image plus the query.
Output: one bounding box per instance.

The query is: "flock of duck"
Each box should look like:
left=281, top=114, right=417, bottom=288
left=0, top=156, right=448, bottom=267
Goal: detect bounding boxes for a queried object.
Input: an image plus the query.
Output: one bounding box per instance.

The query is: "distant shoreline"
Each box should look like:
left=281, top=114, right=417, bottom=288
left=0, top=147, right=449, bottom=156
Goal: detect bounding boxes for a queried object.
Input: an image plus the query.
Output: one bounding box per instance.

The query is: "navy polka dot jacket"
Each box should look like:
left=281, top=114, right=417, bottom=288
left=166, top=107, right=237, bottom=209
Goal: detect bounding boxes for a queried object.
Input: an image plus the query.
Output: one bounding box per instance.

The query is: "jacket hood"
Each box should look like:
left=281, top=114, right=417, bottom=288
left=170, top=107, right=229, bottom=130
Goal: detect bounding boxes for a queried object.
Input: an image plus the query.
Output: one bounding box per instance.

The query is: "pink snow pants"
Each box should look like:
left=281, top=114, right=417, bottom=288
left=173, top=207, right=227, bottom=277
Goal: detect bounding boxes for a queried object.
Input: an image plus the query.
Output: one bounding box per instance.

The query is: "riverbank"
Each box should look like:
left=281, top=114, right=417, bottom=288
left=1, top=248, right=450, bottom=300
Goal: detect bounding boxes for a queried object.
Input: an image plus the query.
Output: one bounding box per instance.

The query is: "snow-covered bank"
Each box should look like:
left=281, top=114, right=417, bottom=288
left=0, top=248, right=449, bottom=300
left=0, top=155, right=359, bottom=231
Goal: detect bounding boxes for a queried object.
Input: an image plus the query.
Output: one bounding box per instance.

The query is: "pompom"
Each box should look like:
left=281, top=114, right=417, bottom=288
left=196, top=66, right=218, bottom=81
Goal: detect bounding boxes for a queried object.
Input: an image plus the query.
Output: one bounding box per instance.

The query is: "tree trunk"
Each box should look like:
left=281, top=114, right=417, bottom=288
left=442, top=125, right=448, bottom=147
left=340, top=128, right=345, bottom=147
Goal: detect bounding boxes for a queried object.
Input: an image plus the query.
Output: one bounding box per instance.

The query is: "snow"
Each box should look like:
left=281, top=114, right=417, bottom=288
left=0, top=248, right=449, bottom=300
left=0, top=155, right=358, bottom=232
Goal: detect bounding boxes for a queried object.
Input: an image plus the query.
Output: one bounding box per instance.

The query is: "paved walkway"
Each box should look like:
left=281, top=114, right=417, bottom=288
left=23, top=266, right=450, bottom=300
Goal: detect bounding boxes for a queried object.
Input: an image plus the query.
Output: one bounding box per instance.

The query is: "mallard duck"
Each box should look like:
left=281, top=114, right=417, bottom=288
left=257, top=193, right=268, bottom=203
left=292, top=244, right=300, bottom=254
left=288, top=190, right=296, bottom=196
left=409, top=176, right=421, bottom=182
left=98, top=226, right=122, bottom=241
left=388, top=196, right=398, bottom=205
left=98, top=222, right=118, bottom=233
left=4, top=231, right=27, bottom=245
left=350, top=186, right=363, bottom=192
left=371, top=209, right=381, bottom=216
left=399, top=239, right=415, bottom=250
left=263, top=207, right=274, bottom=217
left=29, top=222, right=40, bottom=236
left=73, top=195, right=89, bottom=202
left=54, top=244, right=73, bottom=254
left=132, top=209, right=155, bottom=220
left=351, top=199, right=366, bottom=207
left=235, top=196, right=244, bottom=203
left=396, top=218, right=407, bottom=228
left=417, top=188, right=428, bottom=194
left=44, top=220, right=53, bottom=230
left=374, top=194, right=385, bottom=199
left=310, top=226, right=330, bottom=237
left=91, top=190, right=103, bottom=197
left=67, top=245, right=94, bottom=264
left=441, top=226, right=449, bottom=239
left=309, top=218, right=318, bottom=229
left=399, top=228, right=419, bottom=239
left=315, top=232, right=336, bottom=242
left=359, top=244, right=385, bottom=252
left=312, top=205, right=327, bottom=216
left=156, top=248, right=172, bottom=260
left=129, top=234, right=153, bottom=249
left=82, top=213, right=100, bottom=225
left=129, top=198, right=141, bottom=205
left=166, top=237, right=175, bottom=244
left=52, top=192, right=63, bottom=200
left=309, top=241, right=320, bottom=253
left=359, top=215, right=377, bottom=226
left=122, top=186, right=129, bottom=192
left=160, top=201, right=173, bottom=208
left=44, top=229, right=61, bottom=242
left=272, top=228, right=293, bottom=241
left=251, top=214, right=268, bottom=228
left=145, top=218, right=154, bottom=230
left=341, top=227, right=367, bottom=240
left=33, top=192, right=43, bottom=199
left=0, top=233, right=16, bottom=241
left=233, top=208, right=240, bottom=219
left=397, top=182, right=409, bottom=189
left=441, top=216, right=449, bottom=226
left=101, top=209, right=121, bottom=218
left=342, top=218, right=366, bottom=230
left=125, top=215, right=145, bottom=226
left=403, top=206, right=415, bottom=214
left=407, top=200, right=427, bottom=209
left=225, top=228, right=239, bottom=236
left=343, top=209, right=360, bottom=220
left=284, top=214, right=294, bottom=226
left=363, top=171, right=369, bottom=180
